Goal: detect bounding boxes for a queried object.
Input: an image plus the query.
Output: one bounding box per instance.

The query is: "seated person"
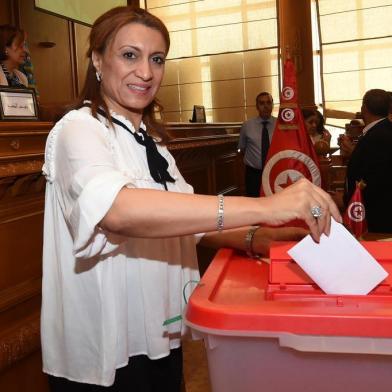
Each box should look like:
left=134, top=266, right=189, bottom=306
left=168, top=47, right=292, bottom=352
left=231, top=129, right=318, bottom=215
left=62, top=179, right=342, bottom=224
left=302, top=108, right=331, bottom=155
left=0, top=25, right=28, bottom=87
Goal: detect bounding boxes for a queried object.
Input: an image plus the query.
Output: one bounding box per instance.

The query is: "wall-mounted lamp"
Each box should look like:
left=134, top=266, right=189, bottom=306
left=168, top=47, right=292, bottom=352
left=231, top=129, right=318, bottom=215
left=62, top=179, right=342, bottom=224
left=38, top=41, right=56, bottom=48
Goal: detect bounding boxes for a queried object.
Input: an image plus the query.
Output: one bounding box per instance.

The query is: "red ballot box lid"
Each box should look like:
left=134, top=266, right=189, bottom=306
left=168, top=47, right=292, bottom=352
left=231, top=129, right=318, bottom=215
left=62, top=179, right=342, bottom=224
left=269, top=241, right=392, bottom=285
left=185, top=243, right=392, bottom=338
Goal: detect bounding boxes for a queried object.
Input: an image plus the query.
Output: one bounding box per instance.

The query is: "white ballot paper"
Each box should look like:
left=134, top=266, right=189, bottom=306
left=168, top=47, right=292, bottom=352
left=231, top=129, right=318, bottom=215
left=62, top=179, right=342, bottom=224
left=288, top=218, right=388, bottom=295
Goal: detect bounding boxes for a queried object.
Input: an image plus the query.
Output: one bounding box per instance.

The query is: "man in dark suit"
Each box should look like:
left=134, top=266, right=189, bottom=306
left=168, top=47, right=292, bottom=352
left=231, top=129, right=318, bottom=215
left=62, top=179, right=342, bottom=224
left=344, top=89, right=392, bottom=233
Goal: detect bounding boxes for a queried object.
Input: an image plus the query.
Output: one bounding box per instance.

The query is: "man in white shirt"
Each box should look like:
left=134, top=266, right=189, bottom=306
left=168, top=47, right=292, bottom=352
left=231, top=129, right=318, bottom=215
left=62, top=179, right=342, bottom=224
left=238, top=92, right=277, bottom=197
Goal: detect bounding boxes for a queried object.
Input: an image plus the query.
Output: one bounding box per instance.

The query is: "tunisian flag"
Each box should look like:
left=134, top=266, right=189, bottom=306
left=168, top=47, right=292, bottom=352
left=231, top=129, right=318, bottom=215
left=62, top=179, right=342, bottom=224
left=343, top=180, right=367, bottom=238
left=260, top=58, right=321, bottom=196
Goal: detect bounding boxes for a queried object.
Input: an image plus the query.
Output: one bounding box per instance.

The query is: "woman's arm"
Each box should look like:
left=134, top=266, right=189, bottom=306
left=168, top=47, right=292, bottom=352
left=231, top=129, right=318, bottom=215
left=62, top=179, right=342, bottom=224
left=200, top=226, right=309, bottom=257
left=100, top=178, right=341, bottom=243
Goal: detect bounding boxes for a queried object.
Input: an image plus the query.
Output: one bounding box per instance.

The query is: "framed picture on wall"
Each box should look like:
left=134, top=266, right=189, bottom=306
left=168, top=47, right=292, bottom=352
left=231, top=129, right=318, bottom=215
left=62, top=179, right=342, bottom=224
left=191, top=105, right=206, bottom=123
left=0, top=87, right=38, bottom=120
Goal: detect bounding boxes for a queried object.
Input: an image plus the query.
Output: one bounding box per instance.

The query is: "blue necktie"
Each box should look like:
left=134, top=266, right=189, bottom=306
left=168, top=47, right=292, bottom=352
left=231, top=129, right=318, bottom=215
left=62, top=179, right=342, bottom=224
left=261, top=121, right=270, bottom=169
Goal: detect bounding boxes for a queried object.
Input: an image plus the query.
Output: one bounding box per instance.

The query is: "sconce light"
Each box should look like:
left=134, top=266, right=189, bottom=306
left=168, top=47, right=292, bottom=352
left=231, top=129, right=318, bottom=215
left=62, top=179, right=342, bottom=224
left=38, top=41, right=56, bottom=48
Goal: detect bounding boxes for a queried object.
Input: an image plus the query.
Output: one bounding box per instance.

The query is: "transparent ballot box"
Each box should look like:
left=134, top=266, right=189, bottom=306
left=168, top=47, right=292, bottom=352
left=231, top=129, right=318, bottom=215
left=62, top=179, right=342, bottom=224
left=185, top=242, right=392, bottom=392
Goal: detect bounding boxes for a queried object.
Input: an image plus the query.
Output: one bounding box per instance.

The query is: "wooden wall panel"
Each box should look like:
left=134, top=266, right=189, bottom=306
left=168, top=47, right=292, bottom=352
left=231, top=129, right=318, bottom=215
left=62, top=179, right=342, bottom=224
left=0, top=213, right=43, bottom=291
left=171, top=147, right=212, bottom=195
left=19, top=0, right=75, bottom=104
left=74, top=23, right=91, bottom=95
left=168, top=123, right=243, bottom=196
left=179, top=165, right=211, bottom=195
left=0, top=121, right=49, bottom=392
left=0, top=0, right=13, bottom=24
left=215, top=151, right=242, bottom=195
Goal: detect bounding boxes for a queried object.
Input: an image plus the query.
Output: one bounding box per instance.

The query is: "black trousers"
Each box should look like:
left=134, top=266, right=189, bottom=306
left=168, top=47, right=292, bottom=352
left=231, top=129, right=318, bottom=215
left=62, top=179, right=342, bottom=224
left=245, top=164, right=262, bottom=197
left=48, top=347, right=183, bottom=392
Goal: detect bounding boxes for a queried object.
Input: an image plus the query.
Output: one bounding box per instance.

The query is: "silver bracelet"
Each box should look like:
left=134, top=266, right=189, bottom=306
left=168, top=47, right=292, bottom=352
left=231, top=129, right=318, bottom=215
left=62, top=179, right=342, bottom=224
left=245, top=226, right=261, bottom=259
left=217, top=194, right=224, bottom=232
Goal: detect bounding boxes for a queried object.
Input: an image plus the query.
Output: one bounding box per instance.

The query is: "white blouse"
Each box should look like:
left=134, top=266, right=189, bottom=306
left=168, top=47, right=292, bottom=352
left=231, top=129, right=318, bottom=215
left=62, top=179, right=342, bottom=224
left=41, top=107, right=200, bottom=386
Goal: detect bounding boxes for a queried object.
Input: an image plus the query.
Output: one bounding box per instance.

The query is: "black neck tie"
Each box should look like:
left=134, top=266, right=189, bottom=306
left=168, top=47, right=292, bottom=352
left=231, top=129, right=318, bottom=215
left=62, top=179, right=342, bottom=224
left=261, top=120, right=270, bottom=169
left=91, top=106, right=175, bottom=190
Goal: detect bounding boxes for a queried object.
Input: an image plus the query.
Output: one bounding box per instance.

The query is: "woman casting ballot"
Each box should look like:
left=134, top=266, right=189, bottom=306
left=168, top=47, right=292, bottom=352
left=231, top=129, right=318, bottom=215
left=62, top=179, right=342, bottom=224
left=41, top=6, right=341, bottom=392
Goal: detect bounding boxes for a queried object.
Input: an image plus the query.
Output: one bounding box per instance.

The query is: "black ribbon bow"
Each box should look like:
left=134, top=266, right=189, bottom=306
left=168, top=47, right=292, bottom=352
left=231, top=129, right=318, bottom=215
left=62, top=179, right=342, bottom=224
left=131, top=127, right=176, bottom=189
left=93, top=106, right=175, bottom=190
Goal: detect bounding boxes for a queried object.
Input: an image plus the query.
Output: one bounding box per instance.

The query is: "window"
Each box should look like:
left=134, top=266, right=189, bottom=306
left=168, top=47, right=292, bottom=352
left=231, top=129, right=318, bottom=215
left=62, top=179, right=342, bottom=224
left=143, top=0, right=279, bottom=122
left=313, top=0, right=392, bottom=145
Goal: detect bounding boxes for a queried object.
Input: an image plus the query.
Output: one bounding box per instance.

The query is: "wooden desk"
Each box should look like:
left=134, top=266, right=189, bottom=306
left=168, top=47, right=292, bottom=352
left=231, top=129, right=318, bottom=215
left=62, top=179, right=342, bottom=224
left=361, top=233, right=392, bottom=241
left=0, top=121, right=50, bottom=392
left=168, top=122, right=243, bottom=195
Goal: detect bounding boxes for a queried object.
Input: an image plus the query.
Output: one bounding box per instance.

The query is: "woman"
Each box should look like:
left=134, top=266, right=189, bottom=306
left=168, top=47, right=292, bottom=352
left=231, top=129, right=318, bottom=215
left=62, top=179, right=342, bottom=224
left=0, top=25, right=28, bottom=87
left=41, top=7, right=341, bottom=391
left=302, top=108, right=331, bottom=155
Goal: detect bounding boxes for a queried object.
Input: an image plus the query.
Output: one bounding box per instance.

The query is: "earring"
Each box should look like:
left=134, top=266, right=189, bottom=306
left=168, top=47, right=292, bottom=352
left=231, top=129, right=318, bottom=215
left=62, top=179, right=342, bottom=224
left=95, top=71, right=101, bottom=82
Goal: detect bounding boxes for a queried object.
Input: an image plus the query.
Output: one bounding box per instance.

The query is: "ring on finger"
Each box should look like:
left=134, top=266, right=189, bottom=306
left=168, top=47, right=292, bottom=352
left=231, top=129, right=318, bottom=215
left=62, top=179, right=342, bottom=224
left=311, top=205, right=323, bottom=219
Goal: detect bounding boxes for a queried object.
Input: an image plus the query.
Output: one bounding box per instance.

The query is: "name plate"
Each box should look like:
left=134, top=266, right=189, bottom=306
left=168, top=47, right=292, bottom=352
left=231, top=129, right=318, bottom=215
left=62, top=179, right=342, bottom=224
left=0, top=87, right=38, bottom=120
left=190, top=105, right=206, bottom=123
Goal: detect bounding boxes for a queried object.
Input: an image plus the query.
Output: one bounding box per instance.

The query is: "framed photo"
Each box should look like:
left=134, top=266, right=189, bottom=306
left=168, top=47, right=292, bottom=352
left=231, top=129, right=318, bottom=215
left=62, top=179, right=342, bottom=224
left=0, top=87, right=38, bottom=120
left=191, top=105, right=206, bottom=123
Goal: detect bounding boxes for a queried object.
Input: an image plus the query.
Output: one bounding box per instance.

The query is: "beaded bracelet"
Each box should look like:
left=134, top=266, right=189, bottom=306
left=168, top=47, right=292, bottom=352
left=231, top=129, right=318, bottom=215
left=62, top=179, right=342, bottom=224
left=217, top=194, right=224, bottom=232
left=245, top=225, right=261, bottom=259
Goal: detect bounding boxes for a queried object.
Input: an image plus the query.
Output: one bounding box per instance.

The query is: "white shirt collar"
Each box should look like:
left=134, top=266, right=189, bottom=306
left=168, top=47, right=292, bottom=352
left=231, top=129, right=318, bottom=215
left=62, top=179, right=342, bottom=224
left=362, top=118, right=385, bottom=136
left=259, top=116, right=274, bottom=124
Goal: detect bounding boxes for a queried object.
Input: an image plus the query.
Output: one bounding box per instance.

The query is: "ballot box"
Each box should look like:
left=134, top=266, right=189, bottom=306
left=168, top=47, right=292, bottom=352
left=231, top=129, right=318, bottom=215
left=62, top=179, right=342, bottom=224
left=184, top=242, right=392, bottom=392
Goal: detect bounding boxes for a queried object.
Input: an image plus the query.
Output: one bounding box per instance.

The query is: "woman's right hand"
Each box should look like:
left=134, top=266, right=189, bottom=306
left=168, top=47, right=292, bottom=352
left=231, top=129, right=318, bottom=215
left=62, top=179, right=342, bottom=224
left=257, top=178, right=342, bottom=243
